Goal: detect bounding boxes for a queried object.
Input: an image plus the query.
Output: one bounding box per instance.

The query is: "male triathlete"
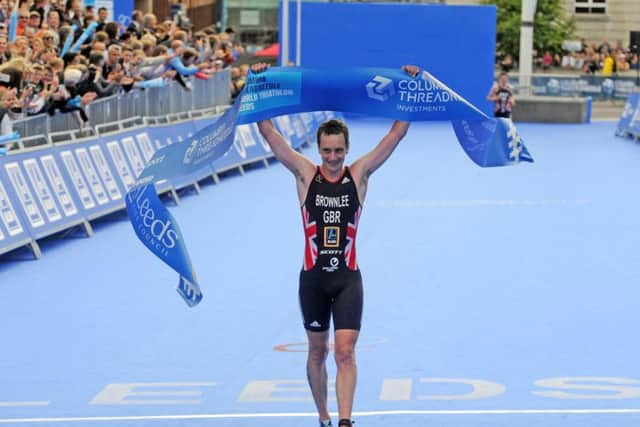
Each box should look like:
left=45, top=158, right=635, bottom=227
left=253, top=63, right=419, bottom=427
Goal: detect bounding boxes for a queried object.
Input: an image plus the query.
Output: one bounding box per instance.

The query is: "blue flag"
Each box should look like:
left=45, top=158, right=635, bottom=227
left=70, top=22, right=98, bottom=54
left=126, top=66, right=533, bottom=307
left=616, top=93, right=639, bottom=137
left=60, top=24, right=78, bottom=57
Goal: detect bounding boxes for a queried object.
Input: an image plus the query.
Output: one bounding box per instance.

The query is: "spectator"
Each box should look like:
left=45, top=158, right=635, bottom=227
left=45, top=9, right=62, bottom=35
left=0, top=5, right=234, bottom=134
left=500, top=54, right=514, bottom=73
left=45, top=65, right=94, bottom=127
left=597, top=39, right=611, bottom=55
left=615, top=48, right=629, bottom=72
left=127, top=10, right=143, bottom=38
left=170, top=0, right=186, bottom=21
left=15, top=10, right=30, bottom=37
left=26, top=11, right=42, bottom=35
left=103, top=22, right=119, bottom=45
left=30, top=0, right=54, bottom=24
left=541, top=50, right=553, bottom=71
left=583, top=48, right=599, bottom=74
left=102, top=44, right=121, bottom=78
left=0, top=88, right=21, bottom=135
left=573, top=51, right=585, bottom=71
left=23, top=63, right=48, bottom=115
left=0, top=36, right=11, bottom=65
left=30, top=35, right=44, bottom=57
left=63, top=0, right=83, bottom=30
left=230, top=65, right=244, bottom=99
left=601, top=50, right=615, bottom=76
left=0, top=1, right=8, bottom=24
left=95, top=7, right=108, bottom=32
left=11, top=36, right=32, bottom=60
left=74, top=61, right=117, bottom=98
left=83, top=9, right=95, bottom=29
left=142, top=13, right=157, bottom=35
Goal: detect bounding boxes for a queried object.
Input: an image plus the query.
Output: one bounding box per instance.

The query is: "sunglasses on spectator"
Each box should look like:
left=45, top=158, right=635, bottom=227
left=43, top=36, right=54, bottom=40
left=19, top=16, right=29, bottom=19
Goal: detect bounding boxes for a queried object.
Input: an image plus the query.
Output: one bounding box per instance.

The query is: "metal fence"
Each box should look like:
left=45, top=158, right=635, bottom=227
left=12, top=68, right=231, bottom=139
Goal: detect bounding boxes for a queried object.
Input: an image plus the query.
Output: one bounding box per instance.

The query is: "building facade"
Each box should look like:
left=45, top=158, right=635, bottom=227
left=444, top=0, right=639, bottom=47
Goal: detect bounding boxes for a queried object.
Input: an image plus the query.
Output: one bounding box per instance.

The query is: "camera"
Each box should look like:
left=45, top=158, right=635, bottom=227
left=88, top=65, right=97, bottom=80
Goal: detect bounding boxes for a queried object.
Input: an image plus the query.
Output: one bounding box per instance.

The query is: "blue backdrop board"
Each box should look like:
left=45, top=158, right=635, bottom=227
left=113, top=0, right=134, bottom=30
left=280, top=1, right=496, bottom=115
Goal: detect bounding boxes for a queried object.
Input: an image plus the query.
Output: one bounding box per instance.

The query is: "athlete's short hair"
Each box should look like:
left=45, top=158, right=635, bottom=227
left=317, top=119, right=349, bottom=149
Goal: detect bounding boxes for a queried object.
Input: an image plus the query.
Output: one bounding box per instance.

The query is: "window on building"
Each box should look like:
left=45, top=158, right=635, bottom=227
left=574, top=0, right=606, bottom=14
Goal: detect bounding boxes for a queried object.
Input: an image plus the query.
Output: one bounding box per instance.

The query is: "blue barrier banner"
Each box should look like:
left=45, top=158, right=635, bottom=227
left=1, top=151, right=88, bottom=240
left=617, top=93, right=640, bottom=136
left=299, top=112, right=318, bottom=137
left=57, top=147, right=110, bottom=217
left=126, top=66, right=532, bottom=307
left=85, top=144, right=124, bottom=203
left=511, top=75, right=638, bottom=100
left=0, top=175, right=31, bottom=253
left=214, top=123, right=271, bottom=171
left=273, top=114, right=307, bottom=149
left=3, top=160, right=47, bottom=231
left=133, top=131, right=157, bottom=163
left=0, top=115, right=230, bottom=256
left=146, top=121, right=196, bottom=151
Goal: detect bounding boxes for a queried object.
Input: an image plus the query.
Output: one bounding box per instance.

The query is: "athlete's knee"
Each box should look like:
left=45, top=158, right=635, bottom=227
left=308, top=341, right=330, bottom=363
left=333, top=344, right=356, bottom=368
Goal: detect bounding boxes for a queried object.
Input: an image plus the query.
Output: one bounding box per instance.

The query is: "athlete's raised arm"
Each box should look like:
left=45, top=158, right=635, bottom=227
left=252, top=63, right=316, bottom=202
left=350, top=65, right=419, bottom=202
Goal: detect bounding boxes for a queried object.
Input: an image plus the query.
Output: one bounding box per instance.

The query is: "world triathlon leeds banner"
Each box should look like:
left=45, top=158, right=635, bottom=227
left=126, top=66, right=534, bottom=307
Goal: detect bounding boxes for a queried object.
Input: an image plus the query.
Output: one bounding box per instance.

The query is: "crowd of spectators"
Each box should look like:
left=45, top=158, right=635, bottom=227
left=0, top=0, right=249, bottom=137
left=552, top=39, right=638, bottom=75
left=498, top=39, right=640, bottom=76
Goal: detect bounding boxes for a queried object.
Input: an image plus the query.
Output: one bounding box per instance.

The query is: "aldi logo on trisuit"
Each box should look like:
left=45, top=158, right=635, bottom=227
left=324, top=226, right=339, bottom=247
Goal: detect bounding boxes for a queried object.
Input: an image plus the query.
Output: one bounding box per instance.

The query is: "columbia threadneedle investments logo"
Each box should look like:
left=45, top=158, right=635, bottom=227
left=183, top=140, right=198, bottom=165
left=366, top=76, right=395, bottom=101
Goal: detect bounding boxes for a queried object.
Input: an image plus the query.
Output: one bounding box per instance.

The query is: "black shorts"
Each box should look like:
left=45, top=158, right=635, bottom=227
left=299, top=267, right=363, bottom=332
left=494, top=111, right=512, bottom=118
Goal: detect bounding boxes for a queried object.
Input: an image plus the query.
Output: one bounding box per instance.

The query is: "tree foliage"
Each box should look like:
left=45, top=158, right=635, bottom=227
left=480, top=0, right=576, bottom=60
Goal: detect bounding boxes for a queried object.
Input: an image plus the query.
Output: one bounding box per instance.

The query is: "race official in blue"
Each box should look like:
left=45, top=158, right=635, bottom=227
left=253, top=62, right=420, bottom=427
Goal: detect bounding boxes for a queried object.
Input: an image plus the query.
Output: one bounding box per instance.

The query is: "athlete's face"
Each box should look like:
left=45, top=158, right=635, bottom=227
left=318, top=133, right=347, bottom=175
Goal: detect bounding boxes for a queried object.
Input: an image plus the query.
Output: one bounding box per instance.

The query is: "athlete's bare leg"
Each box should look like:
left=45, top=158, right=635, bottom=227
left=334, top=329, right=359, bottom=423
left=306, top=329, right=331, bottom=422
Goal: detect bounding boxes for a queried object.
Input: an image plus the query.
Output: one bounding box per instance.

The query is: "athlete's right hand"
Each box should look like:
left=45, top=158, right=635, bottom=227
left=251, top=62, right=270, bottom=74
left=402, top=65, right=420, bottom=78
